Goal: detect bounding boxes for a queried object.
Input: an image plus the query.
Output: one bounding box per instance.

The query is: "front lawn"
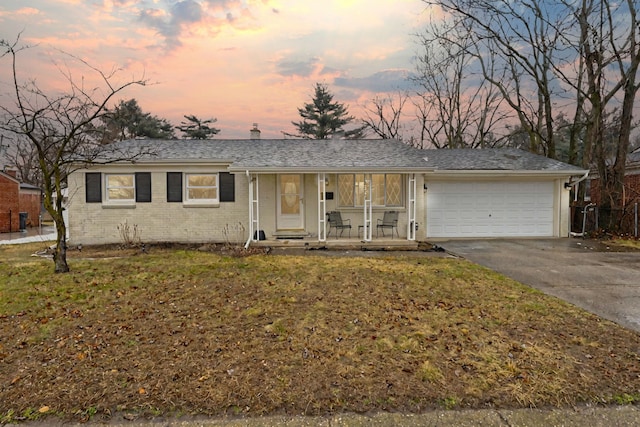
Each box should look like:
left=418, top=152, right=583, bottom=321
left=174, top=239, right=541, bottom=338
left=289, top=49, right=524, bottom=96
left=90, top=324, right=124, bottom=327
left=1, top=243, right=640, bottom=423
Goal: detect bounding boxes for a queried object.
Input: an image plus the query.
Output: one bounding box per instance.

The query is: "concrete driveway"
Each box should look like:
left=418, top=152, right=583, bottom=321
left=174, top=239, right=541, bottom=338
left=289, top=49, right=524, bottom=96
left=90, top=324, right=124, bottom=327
left=439, top=238, right=640, bottom=333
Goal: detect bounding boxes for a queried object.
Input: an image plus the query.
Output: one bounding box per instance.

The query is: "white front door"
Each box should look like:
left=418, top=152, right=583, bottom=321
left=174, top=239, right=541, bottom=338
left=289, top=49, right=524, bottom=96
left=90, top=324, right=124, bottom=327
left=277, top=174, right=304, bottom=230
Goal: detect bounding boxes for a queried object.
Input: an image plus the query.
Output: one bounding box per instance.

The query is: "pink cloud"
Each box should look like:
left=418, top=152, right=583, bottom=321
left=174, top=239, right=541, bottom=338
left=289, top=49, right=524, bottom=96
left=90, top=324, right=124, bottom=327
left=16, top=7, right=41, bottom=15
left=0, top=7, right=41, bottom=18
left=1, top=0, right=427, bottom=139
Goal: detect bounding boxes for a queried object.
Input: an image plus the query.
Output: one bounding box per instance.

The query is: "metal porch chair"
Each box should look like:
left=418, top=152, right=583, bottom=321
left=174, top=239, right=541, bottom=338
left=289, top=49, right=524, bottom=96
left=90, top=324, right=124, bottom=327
left=377, top=210, right=399, bottom=238
left=327, top=211, right=351, bottom=238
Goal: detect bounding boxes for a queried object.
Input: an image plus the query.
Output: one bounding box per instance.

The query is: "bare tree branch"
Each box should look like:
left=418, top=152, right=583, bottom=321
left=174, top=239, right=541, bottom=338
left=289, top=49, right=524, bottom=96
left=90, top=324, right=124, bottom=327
left=0, top=34, right=152, bottom=273
left=361, top=92, right=409, bottom=141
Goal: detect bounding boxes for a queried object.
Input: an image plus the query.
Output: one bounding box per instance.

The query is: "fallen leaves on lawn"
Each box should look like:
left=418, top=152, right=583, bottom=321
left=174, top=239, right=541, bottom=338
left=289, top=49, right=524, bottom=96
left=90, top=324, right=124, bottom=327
left=1, top=245, right=640, bottom=423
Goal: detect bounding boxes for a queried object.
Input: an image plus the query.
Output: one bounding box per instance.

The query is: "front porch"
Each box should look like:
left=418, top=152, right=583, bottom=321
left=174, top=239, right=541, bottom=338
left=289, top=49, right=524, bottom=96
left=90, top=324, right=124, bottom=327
left=244, top=172, right=422, bottom=248
left=249, top=234, right=431, bottom=252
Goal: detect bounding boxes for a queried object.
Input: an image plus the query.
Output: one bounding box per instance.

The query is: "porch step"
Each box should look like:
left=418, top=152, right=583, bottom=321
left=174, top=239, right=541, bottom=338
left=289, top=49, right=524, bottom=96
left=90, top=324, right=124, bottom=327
left=272, top=231, right=311, bottom=240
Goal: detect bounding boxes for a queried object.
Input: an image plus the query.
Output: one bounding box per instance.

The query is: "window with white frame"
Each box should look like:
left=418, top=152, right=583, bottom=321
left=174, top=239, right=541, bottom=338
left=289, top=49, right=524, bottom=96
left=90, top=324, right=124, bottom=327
left=338, top=173, right=402, bottom=207
left=106, top=174, right=135, bottom=201
left=186, top=173, right=218, bottom=202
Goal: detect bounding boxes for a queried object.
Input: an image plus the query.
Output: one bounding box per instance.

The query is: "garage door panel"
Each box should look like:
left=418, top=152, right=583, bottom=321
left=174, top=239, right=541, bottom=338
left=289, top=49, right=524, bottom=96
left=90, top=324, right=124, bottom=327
left=500, top=224, right=520, bottom=234
left=509, top=194, right=530, bottom=204
left=477, top=182, right=502, bottom=191
left=476, top=198, right=495, bottom=208
left=459, top=208, right=478, bottom=219
left=474, top=224, right=492, bottom=235
left=458, top=199, right=477, bottom=208
left=426, top=181, right=555, bottom=238
left=535, top=196, right=553, bottom=207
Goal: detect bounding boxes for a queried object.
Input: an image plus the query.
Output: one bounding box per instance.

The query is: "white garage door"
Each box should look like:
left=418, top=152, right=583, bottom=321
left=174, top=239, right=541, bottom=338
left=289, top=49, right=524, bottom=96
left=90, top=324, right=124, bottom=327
left=426, top=181, right=555, bottom=238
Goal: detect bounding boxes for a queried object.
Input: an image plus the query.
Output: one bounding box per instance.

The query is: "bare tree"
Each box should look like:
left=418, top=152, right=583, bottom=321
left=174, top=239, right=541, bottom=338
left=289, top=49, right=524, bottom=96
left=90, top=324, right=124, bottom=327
left=361, top=92, right=410, bottom=141
left=4, top=136, right=44, bottom=187
left=423, top=0, right=567, bottom=156
left=0, top=35, right=151, bottom=273
left=588, top=0, right=640, bottom=230
left=423, top=0, right=640, bottom=230
left=414, top=19, right=510, bottom=149
left=553, top=0, right=640, bottom=229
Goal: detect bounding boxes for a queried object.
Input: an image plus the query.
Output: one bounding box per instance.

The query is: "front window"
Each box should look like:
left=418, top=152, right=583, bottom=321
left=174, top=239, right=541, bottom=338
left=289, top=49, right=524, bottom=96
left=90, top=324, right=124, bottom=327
left=385, top=174, right=402, bottom=205
left=338, top=174, right=355, bottom=207
left=106, top=174, right=134, bottom=201
left=186, top=174, right=218, bottom=202
left=338, top=174, right=402, bottom=207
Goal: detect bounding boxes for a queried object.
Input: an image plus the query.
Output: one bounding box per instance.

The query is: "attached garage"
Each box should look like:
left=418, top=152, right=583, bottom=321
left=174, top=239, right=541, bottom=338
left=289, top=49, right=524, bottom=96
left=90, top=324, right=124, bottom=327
left=426, top=180, right=556, bottom=238
left=419, top=148, right=588, bottom=239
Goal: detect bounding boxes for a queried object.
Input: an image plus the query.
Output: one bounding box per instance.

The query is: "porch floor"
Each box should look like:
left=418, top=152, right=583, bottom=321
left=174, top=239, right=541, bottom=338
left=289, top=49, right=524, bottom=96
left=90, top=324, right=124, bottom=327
left=250, top=235, right=433, bottom=252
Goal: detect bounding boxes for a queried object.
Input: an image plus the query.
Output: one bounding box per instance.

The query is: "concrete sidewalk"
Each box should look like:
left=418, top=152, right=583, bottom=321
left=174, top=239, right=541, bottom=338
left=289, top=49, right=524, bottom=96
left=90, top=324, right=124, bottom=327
left=0, top=225, right=56, bottom=245
left=20, top=405, right=640, bottom=426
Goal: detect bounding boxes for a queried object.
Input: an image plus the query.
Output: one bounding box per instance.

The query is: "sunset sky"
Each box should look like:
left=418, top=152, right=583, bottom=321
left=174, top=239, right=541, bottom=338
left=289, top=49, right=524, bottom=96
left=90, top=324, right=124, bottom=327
left=1, top=1, right=430, bottom=139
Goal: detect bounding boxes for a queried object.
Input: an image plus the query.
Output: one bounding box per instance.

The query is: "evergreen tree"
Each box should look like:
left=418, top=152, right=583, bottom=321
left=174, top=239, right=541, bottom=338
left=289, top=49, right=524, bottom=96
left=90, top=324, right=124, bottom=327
left=291, top=83, right=365, bottom=139
left=99, top=99, right=174, bottom=142
left=176, top=115, right=220, bottom=139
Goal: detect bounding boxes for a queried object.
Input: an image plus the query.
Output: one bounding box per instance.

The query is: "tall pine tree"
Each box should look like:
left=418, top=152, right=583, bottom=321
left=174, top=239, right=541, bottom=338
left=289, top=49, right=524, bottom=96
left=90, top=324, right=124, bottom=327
left=98, top=99, right=174, bottom=142
left=176, top=115, right=220, bottom=139
left=291, top=83, right=365, bottom=139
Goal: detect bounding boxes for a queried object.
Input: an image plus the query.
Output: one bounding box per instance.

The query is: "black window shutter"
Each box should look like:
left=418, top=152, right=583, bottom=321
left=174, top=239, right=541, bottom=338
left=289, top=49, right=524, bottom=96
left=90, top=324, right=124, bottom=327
left=167, top=172, right=183, bottom=202
left=85, top=172, right=102, bottom=203
left=219, top=172, right=235, bottom=202
left=135, top=172, right=152, bottom=202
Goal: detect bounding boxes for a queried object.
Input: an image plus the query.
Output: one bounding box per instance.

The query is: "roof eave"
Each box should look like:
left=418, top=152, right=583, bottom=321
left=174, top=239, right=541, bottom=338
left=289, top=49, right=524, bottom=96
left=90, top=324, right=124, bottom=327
left=76, top=159, right=235, bottom=168
left=429, top=169, right=589, bottom=178
left=227, top=166, right=436, bottom=174
left=0, top=171, right=20, bottom=184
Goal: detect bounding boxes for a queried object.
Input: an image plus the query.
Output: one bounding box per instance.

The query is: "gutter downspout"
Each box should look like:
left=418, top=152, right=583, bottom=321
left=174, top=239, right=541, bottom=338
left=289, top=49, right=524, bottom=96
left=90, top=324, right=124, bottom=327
left=567, top=171, right=589, bottom=188
left=566, top=171, right=590, bottom=238
left=244, top=170, right=253, bottom=249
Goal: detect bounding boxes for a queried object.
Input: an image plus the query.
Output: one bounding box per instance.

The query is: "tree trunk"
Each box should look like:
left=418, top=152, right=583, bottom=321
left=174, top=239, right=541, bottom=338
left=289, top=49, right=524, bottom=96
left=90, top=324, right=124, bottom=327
left=602, top=57, right=640, bottom=232
left=53, top=216, right=69, bottom=273
left=588, top=0, right=640, bottom=232
left=599, top=174, right=624, bottom=231
left=43, top=180, right=70, bottom=273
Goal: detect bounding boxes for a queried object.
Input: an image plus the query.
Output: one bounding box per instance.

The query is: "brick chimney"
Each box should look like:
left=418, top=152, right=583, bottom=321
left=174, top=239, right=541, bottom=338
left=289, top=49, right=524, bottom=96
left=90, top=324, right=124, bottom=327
left=3, top=167, right=17, bottom=178
left=250, top=123, right=261, bottom=140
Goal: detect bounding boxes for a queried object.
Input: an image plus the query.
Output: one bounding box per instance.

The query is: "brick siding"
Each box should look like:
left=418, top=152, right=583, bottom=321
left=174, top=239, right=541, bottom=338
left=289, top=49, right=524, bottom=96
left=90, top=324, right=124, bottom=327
left=590, top=172, right=640, bottom=205
left=67, top=168, right=253, bottom=245
left=19, top=189, right=42, bottom=227
left=588, top=172, right=640, bottom=233
left=0, top=174, right=20, bottom=232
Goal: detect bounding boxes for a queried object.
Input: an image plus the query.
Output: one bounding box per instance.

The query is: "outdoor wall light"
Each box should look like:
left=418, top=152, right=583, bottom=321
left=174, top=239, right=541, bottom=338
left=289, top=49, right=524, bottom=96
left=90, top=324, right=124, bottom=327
left=423, top=184, right=428, bottom=190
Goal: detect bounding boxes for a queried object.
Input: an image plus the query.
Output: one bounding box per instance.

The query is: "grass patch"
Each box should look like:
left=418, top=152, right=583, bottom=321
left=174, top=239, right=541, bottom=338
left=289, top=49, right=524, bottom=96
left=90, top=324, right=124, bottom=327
left=2, top=243, right=640, bottom=422
left=609, top=238, right=640, bottom=250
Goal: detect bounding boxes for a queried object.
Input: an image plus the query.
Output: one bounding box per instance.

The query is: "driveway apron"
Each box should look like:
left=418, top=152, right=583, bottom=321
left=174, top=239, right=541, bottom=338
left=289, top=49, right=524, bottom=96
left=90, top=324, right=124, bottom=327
left=440, top=238, right=640, bottom=333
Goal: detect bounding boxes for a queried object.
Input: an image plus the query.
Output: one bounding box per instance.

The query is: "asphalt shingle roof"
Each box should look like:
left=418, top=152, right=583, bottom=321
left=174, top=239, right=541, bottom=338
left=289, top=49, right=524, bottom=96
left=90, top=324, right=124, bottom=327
left=97, top=139, right=585, bottom=173
left=422, top=148, right=586, bottom=172
left=100, top=139, right=433, bottom=170
left=628, top=149, right=640, bottom=170
left=20, top=182, right=42, bottom=191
